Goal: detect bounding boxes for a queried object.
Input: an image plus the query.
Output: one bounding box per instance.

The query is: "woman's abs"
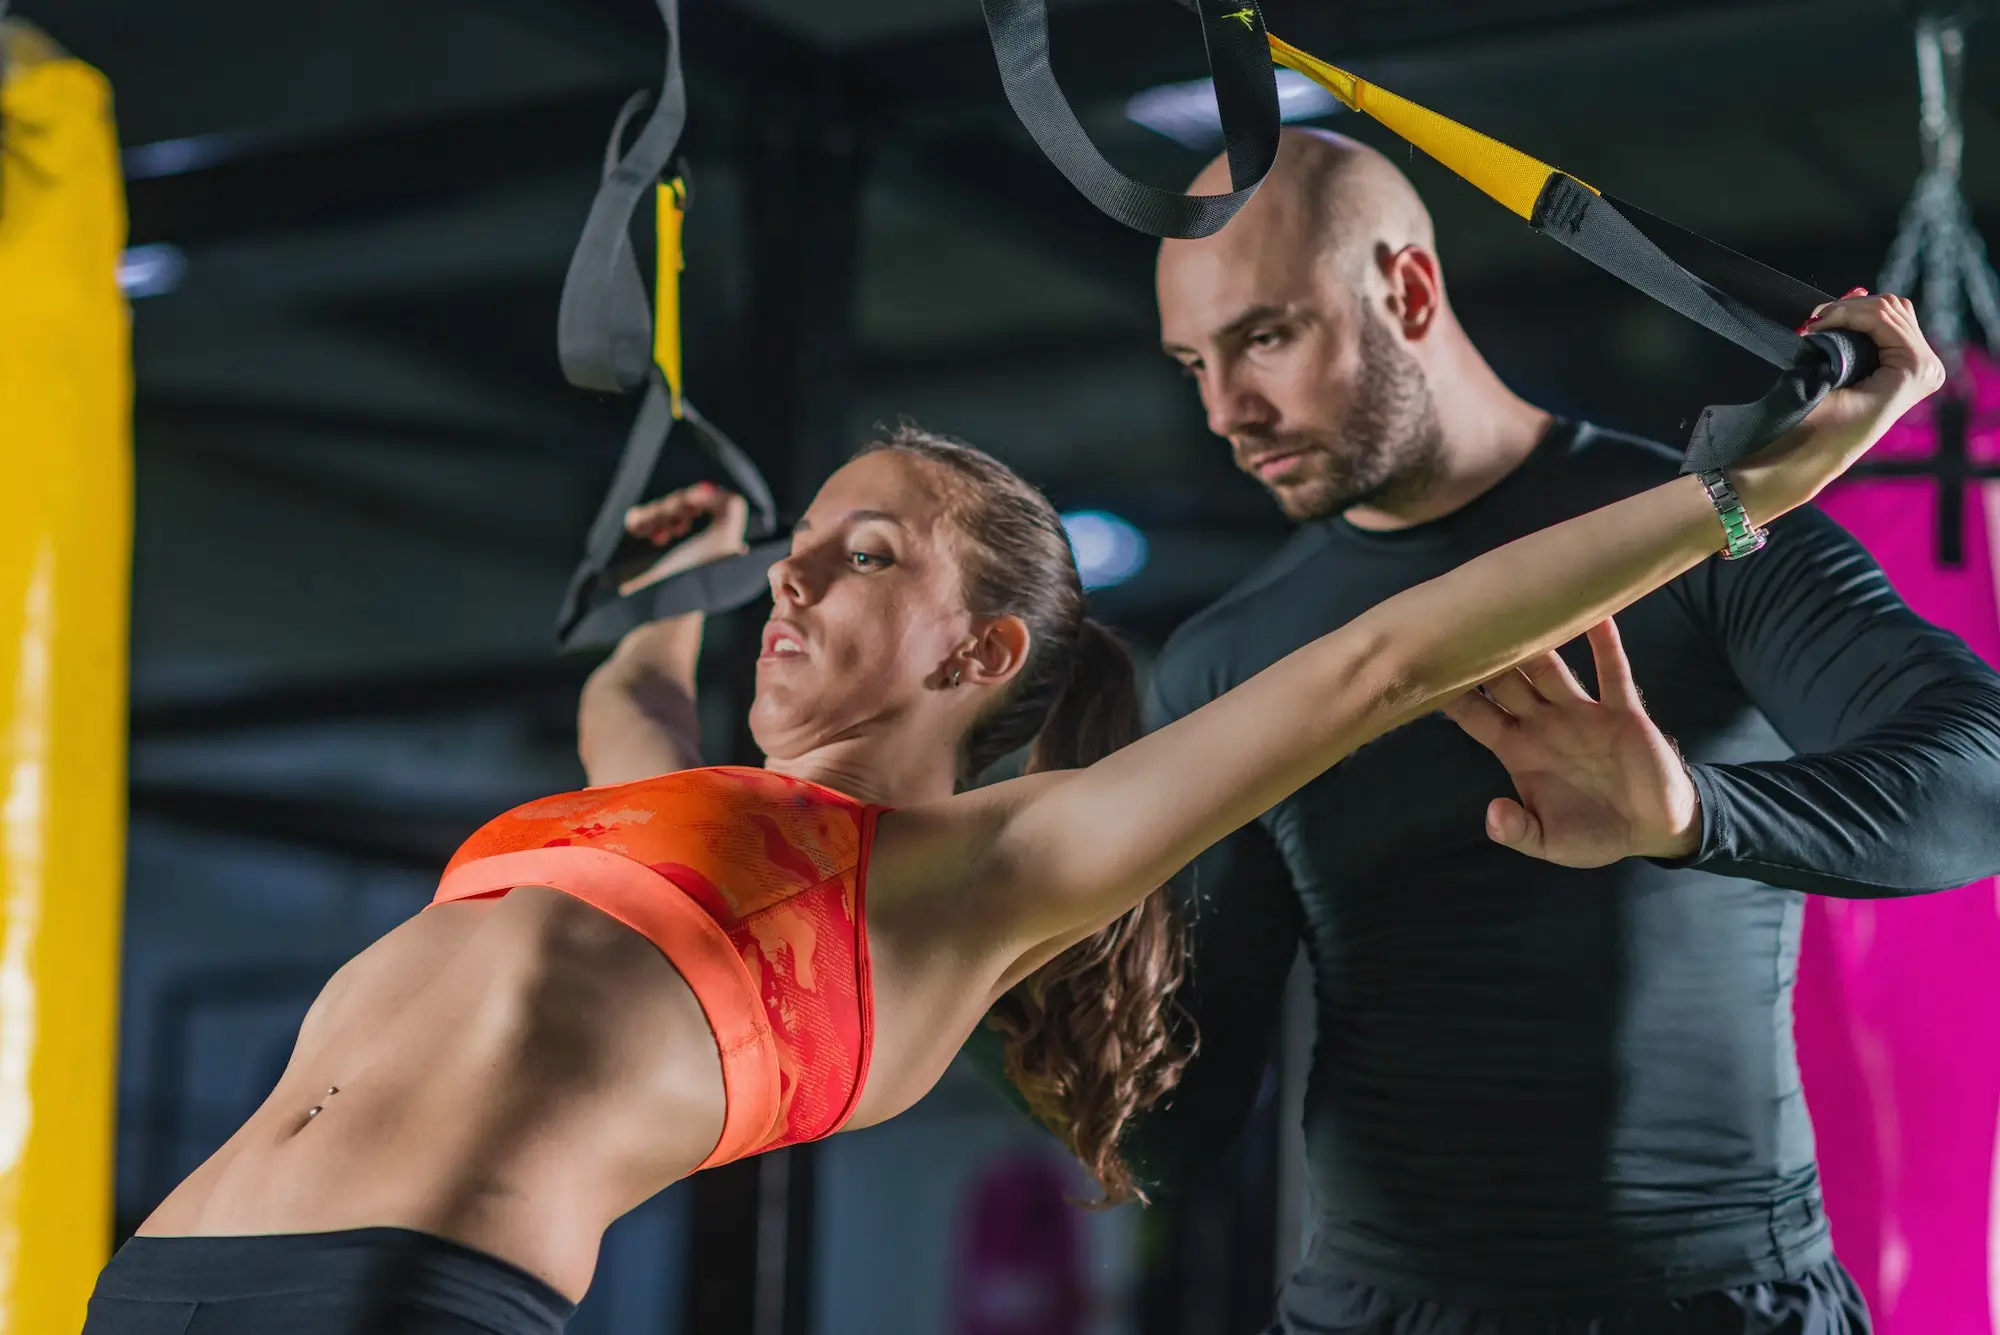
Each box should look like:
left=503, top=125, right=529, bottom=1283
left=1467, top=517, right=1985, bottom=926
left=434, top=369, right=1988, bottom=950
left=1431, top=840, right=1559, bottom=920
left=139, top=887, right=726, bottom=1298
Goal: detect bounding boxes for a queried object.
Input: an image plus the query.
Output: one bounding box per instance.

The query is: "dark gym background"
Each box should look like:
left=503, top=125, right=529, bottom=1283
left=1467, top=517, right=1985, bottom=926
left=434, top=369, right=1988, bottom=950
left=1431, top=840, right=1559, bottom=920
left=28, top=0, right=1997, bottom=1331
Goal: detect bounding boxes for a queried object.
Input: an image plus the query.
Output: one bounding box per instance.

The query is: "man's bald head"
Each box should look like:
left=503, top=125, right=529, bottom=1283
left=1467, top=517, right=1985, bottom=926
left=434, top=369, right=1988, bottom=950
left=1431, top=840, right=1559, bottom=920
left=1176, top=128, right=1435, bottom=298
left=1157, top=129, right=1449, bottom=523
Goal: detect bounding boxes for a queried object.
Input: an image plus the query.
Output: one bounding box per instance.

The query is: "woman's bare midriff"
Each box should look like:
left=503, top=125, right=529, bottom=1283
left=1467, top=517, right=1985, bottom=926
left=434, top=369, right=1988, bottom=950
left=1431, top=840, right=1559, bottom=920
left=136, top=886, right=727, bottom=1301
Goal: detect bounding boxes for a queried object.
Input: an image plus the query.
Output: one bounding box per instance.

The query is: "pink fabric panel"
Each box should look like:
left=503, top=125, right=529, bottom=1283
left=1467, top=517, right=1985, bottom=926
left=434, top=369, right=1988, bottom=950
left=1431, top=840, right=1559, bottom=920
left=1797, top=349, right=2000, bottom=1334
left=951, top=1151, right=1088, bottom=1335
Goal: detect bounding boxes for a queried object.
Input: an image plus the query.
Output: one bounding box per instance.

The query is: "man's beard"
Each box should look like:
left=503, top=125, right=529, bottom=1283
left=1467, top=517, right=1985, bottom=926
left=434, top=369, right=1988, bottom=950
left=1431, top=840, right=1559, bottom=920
left=1237, top=316, right=1446, bottom=523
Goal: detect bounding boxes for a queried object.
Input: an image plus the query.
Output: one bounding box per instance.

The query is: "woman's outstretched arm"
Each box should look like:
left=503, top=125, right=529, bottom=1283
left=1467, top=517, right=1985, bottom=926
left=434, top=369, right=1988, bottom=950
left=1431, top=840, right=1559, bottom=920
left=955, top=294, right=1944, bottom=970
left=576, top=485, right=748, bottom=786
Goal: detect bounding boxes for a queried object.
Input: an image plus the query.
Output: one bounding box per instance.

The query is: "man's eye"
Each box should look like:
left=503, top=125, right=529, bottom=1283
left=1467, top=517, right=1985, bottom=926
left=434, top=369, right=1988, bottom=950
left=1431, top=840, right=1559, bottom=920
left=1249, top=329, right=1284, bottom=348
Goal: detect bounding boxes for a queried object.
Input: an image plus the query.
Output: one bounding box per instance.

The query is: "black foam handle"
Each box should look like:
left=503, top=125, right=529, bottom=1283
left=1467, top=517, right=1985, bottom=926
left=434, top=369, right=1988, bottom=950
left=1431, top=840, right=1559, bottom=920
left=1680, top=327, right=1886, bottom=475
left=1807, top=328, right=1879, bottom=390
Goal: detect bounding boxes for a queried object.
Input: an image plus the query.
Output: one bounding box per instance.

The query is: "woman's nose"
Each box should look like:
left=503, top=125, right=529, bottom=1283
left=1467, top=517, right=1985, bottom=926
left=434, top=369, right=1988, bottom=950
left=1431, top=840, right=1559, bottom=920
left=767, top=551, right=813, bottom=606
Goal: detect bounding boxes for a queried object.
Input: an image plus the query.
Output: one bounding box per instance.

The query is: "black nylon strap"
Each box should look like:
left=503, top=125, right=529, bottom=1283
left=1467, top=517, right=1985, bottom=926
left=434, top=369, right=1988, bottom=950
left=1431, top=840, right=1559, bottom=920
left=551, top=0, right=786, bottom=648
left=1530, top=176, right=1878, bottom=472
left=557, top=0, right=685, bottom=393
left=980, top=0, right=1281, bottom=239
left=1608, top=192, right=1834, bottom=338
left=555, top=374, right=782, bottom=651
left=1683, top=330, right=1872, bottom=475
left=563, top=536, right=789, bottom=649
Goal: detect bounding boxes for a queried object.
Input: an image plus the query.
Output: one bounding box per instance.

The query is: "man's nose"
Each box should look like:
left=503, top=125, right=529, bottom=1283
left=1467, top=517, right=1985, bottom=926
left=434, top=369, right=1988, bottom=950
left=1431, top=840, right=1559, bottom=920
left=1205, top=367, right=1276, bottom=441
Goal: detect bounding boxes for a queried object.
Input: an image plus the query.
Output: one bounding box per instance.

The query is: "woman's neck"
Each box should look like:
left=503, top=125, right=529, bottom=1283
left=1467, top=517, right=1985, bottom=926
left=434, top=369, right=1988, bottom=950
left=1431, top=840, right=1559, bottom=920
left=761, top=741, right=960, bottom=809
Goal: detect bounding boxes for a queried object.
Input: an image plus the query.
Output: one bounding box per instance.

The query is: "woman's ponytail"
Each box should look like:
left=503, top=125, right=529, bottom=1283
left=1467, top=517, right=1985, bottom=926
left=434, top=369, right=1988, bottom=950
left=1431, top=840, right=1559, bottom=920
left=989, top=619, right=1193, bottom=1206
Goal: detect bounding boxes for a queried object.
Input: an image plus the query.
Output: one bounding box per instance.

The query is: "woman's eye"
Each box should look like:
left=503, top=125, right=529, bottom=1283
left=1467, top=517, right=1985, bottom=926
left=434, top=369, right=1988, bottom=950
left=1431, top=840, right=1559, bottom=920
left=848, top=551, right=892, bottom=570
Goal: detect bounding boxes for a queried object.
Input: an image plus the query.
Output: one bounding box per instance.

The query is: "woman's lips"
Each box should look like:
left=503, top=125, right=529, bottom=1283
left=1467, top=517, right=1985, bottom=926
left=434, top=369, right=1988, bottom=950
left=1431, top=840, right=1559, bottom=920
left=760, top=621, right=807, bottom=661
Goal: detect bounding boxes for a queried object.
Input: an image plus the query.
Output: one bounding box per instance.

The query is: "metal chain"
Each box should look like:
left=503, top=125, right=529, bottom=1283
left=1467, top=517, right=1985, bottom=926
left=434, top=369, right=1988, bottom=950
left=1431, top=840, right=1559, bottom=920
left=1879, top=13, right=2000, bottom=361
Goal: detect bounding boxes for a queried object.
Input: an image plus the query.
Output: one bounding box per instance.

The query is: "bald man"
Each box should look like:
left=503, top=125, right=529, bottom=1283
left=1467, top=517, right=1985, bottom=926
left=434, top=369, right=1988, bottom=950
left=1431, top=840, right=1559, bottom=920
left=1130, top=130, right=2000, bottom=1332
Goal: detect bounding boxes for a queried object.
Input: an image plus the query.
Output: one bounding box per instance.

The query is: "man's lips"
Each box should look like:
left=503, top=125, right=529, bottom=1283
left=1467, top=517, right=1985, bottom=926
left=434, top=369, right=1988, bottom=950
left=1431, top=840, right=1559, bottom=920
left=1245, top=450, right=1307, bottom=482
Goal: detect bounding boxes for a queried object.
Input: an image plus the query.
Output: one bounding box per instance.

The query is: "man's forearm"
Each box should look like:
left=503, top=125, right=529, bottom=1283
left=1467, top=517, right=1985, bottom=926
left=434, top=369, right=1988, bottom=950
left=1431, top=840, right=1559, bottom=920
left=1688, top=675, right=2000, bottom=896
left=1682, top=503, right=2000, bottom=896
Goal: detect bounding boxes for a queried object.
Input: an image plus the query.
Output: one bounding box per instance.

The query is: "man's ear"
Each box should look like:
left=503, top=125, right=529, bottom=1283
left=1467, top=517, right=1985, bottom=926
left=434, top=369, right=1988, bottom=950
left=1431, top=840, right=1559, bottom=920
left=1379, top=243, right=1443, bottom=341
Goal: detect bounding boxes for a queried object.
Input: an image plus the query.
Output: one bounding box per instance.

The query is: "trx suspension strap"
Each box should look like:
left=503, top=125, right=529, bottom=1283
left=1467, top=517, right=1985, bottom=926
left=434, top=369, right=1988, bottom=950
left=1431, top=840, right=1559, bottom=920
left=982, top=0, right=1281, bottom=238
left=1264, top=38, right=1875, bottom=475
left=553, top=0, right=785, bottom=652
left=980, top=6, right=1878, bottom=473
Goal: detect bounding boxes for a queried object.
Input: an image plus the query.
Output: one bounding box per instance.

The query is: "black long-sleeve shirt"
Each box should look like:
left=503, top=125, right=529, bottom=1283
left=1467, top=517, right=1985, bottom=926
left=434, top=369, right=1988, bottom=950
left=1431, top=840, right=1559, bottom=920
left=1126, top=420, right=2000, bottom=1307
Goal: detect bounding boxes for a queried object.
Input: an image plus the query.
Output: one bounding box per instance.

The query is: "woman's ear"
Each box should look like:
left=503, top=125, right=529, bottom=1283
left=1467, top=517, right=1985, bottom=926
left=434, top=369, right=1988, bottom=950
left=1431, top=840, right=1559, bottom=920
left=957, top=615, right=1032, bottom=689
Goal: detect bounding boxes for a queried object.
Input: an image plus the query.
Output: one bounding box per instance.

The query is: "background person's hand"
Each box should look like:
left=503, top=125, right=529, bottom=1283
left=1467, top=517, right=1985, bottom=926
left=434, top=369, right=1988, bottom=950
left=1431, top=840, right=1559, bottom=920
left=617, top=482, right=751, bottom=596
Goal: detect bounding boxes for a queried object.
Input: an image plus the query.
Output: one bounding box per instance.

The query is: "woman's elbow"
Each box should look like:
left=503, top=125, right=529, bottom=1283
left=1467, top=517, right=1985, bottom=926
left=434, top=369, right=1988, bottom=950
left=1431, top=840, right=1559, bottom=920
left=1340, top=625, right=1437, bottom=732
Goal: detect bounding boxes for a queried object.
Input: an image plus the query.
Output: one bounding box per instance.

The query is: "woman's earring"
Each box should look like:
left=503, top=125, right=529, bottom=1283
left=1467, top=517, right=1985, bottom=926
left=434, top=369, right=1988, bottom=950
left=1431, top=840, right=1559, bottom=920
left=949, top=668, right=962, bottom=688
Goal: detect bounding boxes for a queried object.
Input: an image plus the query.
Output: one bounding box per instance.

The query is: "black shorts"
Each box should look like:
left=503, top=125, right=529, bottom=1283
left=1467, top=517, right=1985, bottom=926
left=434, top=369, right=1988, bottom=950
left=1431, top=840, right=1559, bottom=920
left=82, top=1228, right=576, bottom=1335
left=1270, top=1257, right=1871, bottom=1335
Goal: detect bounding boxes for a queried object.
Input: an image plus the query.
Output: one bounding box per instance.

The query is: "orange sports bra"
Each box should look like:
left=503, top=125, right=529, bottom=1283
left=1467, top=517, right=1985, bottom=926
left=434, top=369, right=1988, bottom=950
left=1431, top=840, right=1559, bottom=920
left=431, top=766, right=887, bottom=1171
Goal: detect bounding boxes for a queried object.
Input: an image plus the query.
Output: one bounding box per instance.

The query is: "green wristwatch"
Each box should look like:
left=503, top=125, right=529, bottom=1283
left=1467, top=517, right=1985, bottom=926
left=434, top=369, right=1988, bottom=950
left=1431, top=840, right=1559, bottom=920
left=1698, top=469, right=1768, bottom=561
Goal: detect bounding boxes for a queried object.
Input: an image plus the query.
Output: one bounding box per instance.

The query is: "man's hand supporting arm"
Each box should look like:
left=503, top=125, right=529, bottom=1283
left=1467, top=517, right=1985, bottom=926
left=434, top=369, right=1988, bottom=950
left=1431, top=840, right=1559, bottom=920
left=1448, top=505, right=2000, bottom=895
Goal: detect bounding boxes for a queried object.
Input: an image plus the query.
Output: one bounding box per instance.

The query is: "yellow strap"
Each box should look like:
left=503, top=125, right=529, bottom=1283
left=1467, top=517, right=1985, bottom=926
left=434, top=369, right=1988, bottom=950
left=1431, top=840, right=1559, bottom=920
left=653, top=176, right=688, bottom=420
left=0, top=21, right=131, bottom=1335
left=1267, top=34, right=1594, bottom=220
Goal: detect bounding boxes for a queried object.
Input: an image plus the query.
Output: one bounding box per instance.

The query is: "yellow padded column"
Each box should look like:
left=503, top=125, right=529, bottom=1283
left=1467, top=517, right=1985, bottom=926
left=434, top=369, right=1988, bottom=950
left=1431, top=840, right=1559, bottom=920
left=0, top=19, right=132, bottom=1333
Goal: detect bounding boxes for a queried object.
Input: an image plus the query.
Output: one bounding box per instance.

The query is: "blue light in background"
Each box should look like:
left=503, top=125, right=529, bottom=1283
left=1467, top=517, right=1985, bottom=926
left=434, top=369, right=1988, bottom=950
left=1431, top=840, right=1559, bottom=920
left=1061, top=510, right=1149, bottom=590
left=1126, top=70, right=1342, bottom=150
left=118, top=243, right=186, bottom=299
left=123, top=131, right=259, bottom=180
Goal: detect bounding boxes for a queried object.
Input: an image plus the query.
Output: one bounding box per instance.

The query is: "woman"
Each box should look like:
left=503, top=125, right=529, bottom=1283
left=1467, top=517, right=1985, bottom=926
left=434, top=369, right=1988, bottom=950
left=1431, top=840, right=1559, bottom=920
left=87, top=294, right=1938, bottom=1334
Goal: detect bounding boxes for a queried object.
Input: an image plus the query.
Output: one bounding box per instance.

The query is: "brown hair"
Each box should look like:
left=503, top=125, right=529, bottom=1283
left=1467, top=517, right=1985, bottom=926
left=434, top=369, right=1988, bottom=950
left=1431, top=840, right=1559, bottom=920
left=856, top=425, right=1191, bottom=1206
